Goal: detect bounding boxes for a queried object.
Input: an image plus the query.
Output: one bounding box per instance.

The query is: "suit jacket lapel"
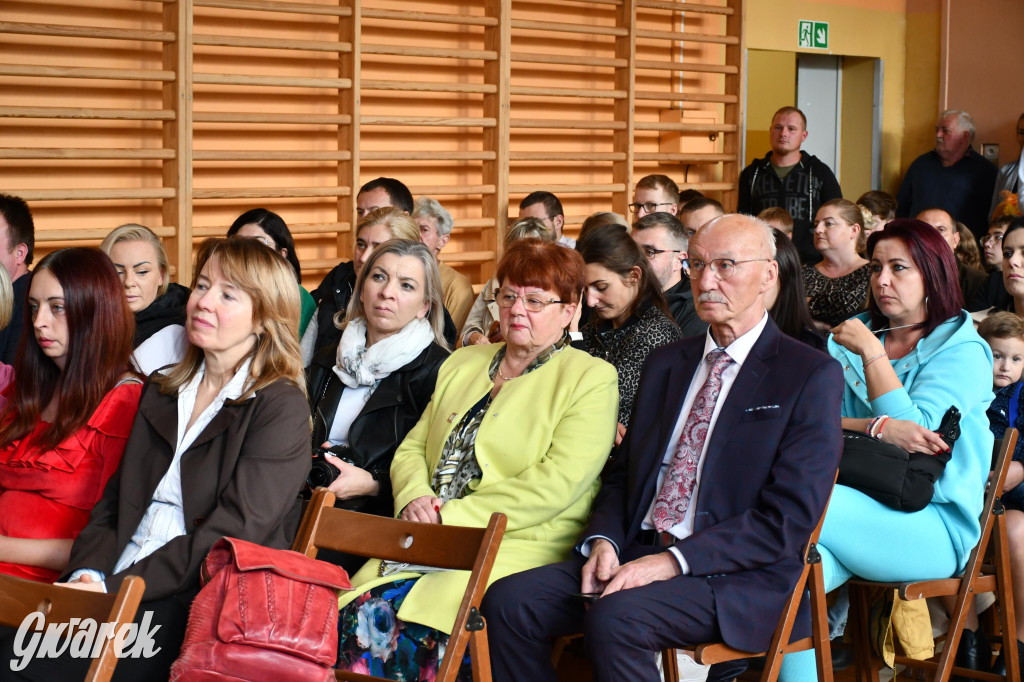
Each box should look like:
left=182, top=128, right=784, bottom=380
left=139, top=385, right=178, bottom=455
left=188, top=401, right=245, bottom=451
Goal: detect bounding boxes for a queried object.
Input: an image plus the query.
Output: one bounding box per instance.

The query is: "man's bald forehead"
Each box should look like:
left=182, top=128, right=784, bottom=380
left=693, top=214, right=775, bottom=258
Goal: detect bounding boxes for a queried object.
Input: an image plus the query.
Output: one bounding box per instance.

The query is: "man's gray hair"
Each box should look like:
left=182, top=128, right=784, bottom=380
left=412, top=197, right=454, bottom=236
left=941, top=109, right=976, bottom=143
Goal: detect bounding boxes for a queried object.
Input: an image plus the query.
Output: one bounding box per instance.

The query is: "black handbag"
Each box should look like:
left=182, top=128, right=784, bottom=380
left=837, top=406, right=960, bottom=512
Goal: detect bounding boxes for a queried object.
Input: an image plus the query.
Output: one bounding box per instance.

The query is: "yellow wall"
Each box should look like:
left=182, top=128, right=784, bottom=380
left=840, top=56, right=876, bottom=199
left=901, top=0, right=941, bottom=177
left=744, top=50, right=796, bottom=168
left=744, top=0, right=908, bottom=196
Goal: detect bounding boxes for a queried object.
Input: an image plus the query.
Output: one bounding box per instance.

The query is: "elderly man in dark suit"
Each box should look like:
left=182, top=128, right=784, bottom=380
left=482, top=213, right=844, bottom=682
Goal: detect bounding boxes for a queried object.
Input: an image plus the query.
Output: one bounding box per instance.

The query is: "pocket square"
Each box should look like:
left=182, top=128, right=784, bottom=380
left=741, top=404, right=781, bottom=421
left=744, top=404, right=780, bottom=412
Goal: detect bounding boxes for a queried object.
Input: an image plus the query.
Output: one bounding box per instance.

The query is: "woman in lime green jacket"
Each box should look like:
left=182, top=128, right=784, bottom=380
left=336, top=239, right=619, bottom=680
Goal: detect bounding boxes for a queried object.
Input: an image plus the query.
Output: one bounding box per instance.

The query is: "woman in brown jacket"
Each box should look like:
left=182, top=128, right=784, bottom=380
left=0, top=238, right=311, bottom=682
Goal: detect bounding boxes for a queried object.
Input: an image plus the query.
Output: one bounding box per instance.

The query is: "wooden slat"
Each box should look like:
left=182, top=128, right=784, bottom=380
left=635, top=28, right=738, bottom=44
left=15, top=188, right=176, bottom=201
left=0, top=64, right=174, bottom=82
left=511, top=52, right=627, bottom=68
left=193, top=33, right=352, bottom=53
left=0, top=148, right=175, bottom=160
left=361, top=80, right=496, bottom=94
left=510, top=19, right=627, bottom=37
left=303, top=257, right=352, bottom=271
left=509, top=151, right=625, bottom=161
left=510, top=85, right=626, bottom=99
left=406, top=185, right=496, bottom=196
left=634, top=90, right=738, bottom=103
left=453, top=218, right=498, bottom=229
left=634, top=152, right=736, bottom=162
left=635, top=1, right=734, bottom=14
left=0, top=106, right=174, bottom=120
left=509, top=184, right=625, bottom=193
left=0, top=21, right=175, bottom=42
left=193, top=150, right=352, bottom=161
left=194, top=0, right=352, bottom=17
left=361, top=8, right=498, bottom=27
left=635, top=121, right=738, bottom=132
left=361, top=116, right=496, bottom=127
left=510, top=118, right=627, bottom=130
left=361, top=151, right=496, bottom=161
left=680, top=182, right=736, bottom=191
left=194, top=73, right=352, bottom=89
left=438, top=250, right=496, bottom=263
left=192, top=187, right=351, bottom=199
left=194, top=112, right=352, bottom=124
left=40, top=226, right=176, bottom=240
left=634, top=59, right=738, bottom=74
left=361, top=44, right=497, bottom=61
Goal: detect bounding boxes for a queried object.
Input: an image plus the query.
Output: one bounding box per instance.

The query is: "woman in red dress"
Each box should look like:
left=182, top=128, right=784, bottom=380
left=0, top=247, right=141, bottom=582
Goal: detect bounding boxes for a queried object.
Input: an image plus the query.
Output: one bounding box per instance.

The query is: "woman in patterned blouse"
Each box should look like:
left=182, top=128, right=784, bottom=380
left=803, top=198, right=871, bottom=328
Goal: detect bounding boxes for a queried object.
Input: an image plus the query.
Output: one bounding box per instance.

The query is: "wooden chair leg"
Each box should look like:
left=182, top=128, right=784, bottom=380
left=470, top=629, right=492, bottom=682
left=661, top=648, right=679, bottom=682
left=850, top=584, right=876, bottom=682
left=808, top=555, right=833, bottom=682
left=993, top=516, right=1020, bottom=682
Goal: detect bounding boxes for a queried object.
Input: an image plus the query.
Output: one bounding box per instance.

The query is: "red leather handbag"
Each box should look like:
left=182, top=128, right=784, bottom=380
left=170, top=537, right=352, bottom=682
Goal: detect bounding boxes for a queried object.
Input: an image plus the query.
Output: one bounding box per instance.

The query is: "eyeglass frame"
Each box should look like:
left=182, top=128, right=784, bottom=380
left=493, top=288, right=565, bottom=312
left=639, top=245, right=683, bottom=259
left=628, top=201, right=676, bottom=214
left=683, top=257, right=773, bottom=280
left=981, top=233, right=1005, bottom=245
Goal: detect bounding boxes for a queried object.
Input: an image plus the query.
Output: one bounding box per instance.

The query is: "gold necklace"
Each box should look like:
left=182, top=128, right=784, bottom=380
left=496, top=360, right=518, bottom=381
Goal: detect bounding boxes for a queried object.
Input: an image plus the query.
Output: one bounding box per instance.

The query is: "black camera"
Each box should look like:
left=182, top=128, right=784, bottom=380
left=307, top=445, right=353, bottom=489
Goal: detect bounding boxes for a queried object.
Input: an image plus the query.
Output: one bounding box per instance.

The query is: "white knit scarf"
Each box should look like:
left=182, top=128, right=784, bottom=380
left=333, top=316, right=434, bottom=389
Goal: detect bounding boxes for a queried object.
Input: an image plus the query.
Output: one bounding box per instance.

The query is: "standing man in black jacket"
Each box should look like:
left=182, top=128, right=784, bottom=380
left=737, top=106, right=843, bottom=265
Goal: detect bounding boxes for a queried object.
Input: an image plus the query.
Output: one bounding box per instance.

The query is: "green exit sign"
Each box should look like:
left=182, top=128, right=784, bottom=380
left=798, top=20, right=829, bottom=49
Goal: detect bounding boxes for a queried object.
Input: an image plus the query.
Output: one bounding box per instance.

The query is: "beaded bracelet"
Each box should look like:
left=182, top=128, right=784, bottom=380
left=864, top=416, right=881, bottom=437
left=863, top=352, right=887, bottom=369
left=873, top=416, right=891, bottom=441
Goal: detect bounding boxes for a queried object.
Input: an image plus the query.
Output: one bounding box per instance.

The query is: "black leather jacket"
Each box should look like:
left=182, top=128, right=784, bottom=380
left=305, top=341, right=450, bottom=517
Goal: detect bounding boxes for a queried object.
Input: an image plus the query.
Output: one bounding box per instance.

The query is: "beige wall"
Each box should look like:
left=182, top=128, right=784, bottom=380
left=744, top=50, right=796, bottom=168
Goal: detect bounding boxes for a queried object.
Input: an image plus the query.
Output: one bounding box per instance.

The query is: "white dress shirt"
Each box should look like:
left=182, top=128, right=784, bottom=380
left=643, top=312, right=769, bottom=573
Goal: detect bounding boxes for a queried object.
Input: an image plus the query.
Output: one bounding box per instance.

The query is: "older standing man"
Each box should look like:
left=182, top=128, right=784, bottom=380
left=482, top=214, right=843, bottom=682
left=413, top=197, right=475, bottom=332
left=897, top=110, right=997, bottom=240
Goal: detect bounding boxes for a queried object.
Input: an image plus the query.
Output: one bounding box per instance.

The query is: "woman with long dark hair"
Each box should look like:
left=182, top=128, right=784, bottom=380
left=0, top=247, right=141, bottom=582
left=229, top=207, right=316, bottom=336
left=576, top=225, right=682, bottom=439
left=767, top=227, right=825, bottom=350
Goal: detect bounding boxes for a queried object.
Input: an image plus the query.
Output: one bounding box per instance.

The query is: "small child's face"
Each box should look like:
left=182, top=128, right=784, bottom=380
left=990, top=336, right=1024, bottom=388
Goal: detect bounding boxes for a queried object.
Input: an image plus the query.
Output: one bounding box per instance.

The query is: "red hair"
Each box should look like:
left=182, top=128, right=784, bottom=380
left=495, top=239, right=585, bottom=304
left=866, top=219, right=963, bottom=337
left=0, top=248, right=136, bottom=450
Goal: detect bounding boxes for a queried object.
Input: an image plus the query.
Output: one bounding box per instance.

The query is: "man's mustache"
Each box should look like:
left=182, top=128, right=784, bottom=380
left=698, top=292, right=727, bottom=304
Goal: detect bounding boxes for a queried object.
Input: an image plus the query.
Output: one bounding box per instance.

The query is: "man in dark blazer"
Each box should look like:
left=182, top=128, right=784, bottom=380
left=482, top=214, right=844, bottom=681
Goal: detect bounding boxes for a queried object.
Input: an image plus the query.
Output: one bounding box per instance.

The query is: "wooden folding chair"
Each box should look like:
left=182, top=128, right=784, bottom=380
left=293, top=489, right=507, bottom=682
left=661, top=488, right=836, bottom=682
left=847, top=428, right=1020, bottom=682
left=0, top=572, right=145, bottom=682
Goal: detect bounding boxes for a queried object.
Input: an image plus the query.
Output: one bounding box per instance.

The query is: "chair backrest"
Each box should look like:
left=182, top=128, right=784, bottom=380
left=294, top=489, right=506, bottom=682
left=0, top=573, right=145, bottom=682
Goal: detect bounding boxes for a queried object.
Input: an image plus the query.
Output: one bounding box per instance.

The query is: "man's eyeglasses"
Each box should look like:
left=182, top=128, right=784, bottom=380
left=628, top=202, right=675, bottom=214
left=640, top=245, right=683, bottom=259
left=982, top=233, right=1005, bottom=245
left=684, top=258, right=772, bottom=280
left=494, top=289, right=564, bottom=312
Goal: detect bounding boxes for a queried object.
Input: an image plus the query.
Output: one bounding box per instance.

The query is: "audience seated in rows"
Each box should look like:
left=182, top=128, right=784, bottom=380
left=413, top=197, right=475, bottom=332
left=780, top=219, right=993, bottom=682
left=461, top=217, right=554, bottom=347
left=576, top=225, right=683, bottom=443
left=227, top=208, right=316, bottom=336
left=305, top=239, right=450, bottom=571
left=803, top=198, right=870, bottom=328
left=0, top=238, right=312, bottom=680
left=101, top=223, right=189, bottom=375
left=483, top=214, right=843, bottom=682
left=0, top=248, right=141, bottom=585
left=336, top=239, right=618, bottom=680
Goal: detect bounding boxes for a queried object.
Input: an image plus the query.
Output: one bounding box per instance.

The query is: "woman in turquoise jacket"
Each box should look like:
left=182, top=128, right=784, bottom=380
left=781, top=219, right=993, bottom=682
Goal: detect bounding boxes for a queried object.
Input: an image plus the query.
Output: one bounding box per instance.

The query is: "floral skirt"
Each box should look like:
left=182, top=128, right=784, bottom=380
left=337, top=578, right=473, bottom=681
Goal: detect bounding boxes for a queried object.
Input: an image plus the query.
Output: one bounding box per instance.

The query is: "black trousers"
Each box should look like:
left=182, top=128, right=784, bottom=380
left=481, top=544, right=721, bottom=682
left=0, top=595, right=189, bottom=682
